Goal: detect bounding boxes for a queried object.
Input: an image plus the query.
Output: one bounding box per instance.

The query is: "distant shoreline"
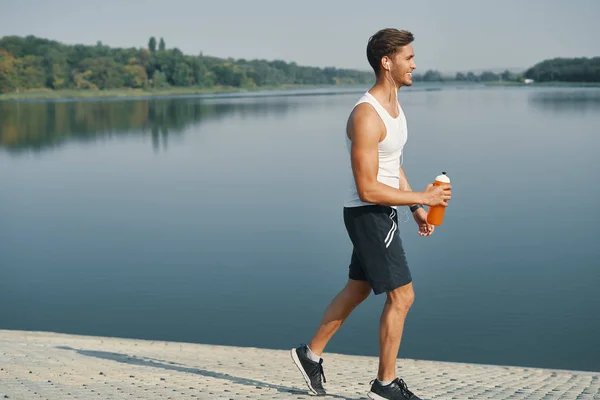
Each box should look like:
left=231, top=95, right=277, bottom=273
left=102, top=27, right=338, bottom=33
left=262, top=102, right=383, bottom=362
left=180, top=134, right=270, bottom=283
left=483, top=81, right=600, bottom=88
left=2, top=81, right=599, bottom=103
left=0, top=84, right=375, bottom=102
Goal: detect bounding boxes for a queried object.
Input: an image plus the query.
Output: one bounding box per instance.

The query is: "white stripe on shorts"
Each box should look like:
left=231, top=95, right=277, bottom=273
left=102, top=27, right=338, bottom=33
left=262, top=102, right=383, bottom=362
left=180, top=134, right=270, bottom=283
left=384, top=208, right=397, bottom=248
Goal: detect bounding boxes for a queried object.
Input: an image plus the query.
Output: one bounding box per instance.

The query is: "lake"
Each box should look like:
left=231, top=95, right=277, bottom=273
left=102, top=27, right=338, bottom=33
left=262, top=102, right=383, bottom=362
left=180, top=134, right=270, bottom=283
left=1, top=84, right=599, bottom=373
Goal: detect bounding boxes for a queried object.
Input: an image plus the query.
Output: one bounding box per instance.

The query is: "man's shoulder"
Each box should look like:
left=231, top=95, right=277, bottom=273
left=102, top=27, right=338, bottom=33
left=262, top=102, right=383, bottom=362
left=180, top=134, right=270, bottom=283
left=349, top=101, right=383, bottom=128
left=348, top=102, right=384, bottom=134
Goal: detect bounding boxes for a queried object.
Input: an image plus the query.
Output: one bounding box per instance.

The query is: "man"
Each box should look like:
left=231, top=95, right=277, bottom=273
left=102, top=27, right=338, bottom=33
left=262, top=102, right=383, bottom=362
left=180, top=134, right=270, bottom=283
left=291, top=28, right=452, bottom=400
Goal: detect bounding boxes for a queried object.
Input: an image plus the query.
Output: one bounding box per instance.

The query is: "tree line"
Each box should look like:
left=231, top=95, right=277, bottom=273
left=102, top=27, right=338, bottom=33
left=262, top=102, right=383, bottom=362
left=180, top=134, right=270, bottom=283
left=1, top=35, right=598, bottom=93
left=411, top=69, right=523, bottom=83
left=524, top=57, right=600, bottom=83
left=0, top=35, right=373, bottom=93
left=413, top=57, right=600, bottom=83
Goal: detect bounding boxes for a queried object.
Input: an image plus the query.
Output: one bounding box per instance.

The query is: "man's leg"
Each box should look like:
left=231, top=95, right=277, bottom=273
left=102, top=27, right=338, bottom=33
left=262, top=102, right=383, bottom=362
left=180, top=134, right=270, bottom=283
left=309, top=278, right=372, bottom=356
left=291, top=278, right=370, bottom=396
left=377, top=282, right=415, bottom=381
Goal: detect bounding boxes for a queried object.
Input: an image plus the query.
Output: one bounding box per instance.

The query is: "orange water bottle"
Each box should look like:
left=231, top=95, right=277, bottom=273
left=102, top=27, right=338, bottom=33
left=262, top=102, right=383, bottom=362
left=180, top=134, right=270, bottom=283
left=426, top=172, right=451, bottom=226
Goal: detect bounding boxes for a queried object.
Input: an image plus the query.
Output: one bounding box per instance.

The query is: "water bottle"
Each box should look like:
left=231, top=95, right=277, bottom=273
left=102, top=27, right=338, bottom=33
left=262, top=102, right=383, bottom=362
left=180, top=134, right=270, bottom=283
left=426, top=172, right=450, bottom=226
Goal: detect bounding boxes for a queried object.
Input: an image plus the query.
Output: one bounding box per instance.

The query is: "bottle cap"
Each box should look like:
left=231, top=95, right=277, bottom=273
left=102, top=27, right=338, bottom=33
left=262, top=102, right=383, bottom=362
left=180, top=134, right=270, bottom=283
left=435, top=171, right=450, bottom=183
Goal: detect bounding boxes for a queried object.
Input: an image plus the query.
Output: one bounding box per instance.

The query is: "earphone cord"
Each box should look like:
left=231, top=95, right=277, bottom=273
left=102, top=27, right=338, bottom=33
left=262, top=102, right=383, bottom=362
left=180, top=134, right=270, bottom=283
left=388, top=65, right=410, bottom=224
left=398, top=152, right=410, bottom=223
left=387, top=64, right=400, bottom=115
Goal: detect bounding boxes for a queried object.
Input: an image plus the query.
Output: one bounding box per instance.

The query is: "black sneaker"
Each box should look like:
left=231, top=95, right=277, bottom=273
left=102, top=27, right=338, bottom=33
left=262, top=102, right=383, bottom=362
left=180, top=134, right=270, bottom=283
left=368, top=378, right=421, bottom=400
left=290, top=344, right=326, bottom=396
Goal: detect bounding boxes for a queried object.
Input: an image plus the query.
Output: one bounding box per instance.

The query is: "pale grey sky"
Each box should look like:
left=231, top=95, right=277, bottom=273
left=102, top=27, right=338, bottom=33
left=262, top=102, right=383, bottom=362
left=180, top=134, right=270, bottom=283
left=1, top=0, right=599, bottom=73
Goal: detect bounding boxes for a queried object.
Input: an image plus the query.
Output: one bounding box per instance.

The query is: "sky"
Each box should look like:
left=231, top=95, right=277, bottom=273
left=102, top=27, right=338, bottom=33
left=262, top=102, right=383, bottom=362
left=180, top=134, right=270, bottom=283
left=1, top=0, right=599, bottom=73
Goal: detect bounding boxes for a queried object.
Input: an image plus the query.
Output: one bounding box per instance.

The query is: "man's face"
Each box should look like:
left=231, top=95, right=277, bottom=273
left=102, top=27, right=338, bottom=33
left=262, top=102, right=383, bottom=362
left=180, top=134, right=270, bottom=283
left=391, top=44, right=416, bottom=87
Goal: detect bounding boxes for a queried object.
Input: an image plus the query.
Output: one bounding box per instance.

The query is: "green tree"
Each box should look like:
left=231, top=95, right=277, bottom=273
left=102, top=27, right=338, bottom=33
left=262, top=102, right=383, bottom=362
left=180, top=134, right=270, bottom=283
left=423, top=70, right=443, bottom=82
left=124, top=64, right=148, bottom=88
left=151, top=70, right=168, bottom=88
left=0, top=49, right=18, bottom=92
left=466, top=72, right=478, bottom=82
left=246, top=61, right=284, bottom=86
left=0, top=34, right=376, bottom=93
left=191, top=58, right=212, bottom=87
left=148, top=37, right=157, bottom=53
left=43, top=50, right=69, bottom=89
left=172, top=62, right=193, bottom=86
left=212, top=63, right=236, bottom=86
left=15, top=55, right=46, bottom=89
left=73, top=70, right=97, bottom=89
left=480, top=71, right=499, bottom=82
left=525, top=57, right=600, bottom=82
left=80, top=57, right=124, bottom=89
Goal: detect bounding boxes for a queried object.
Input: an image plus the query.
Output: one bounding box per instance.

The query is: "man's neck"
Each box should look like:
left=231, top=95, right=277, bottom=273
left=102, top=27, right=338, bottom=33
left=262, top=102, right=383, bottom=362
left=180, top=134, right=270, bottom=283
left=369, top=78, right=401, bottom=114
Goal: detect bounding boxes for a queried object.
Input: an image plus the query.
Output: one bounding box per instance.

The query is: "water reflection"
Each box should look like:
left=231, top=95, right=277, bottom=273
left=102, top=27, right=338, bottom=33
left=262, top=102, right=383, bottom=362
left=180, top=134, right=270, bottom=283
left=3, top=86, right=599, bottom=155
left=0, top=97, right=297, bottom=154
left=528, top=88, right=600, bottom=113
left=2, top=84, right=467, bottom=155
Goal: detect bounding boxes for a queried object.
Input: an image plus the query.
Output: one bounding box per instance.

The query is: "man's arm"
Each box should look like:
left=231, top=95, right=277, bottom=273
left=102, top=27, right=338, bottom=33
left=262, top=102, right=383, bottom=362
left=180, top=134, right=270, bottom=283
left=349, top=104, right=431, bottom=207
left=399, top=166, right=424, bottom=211
left=399, top=166, right=412, bottom=191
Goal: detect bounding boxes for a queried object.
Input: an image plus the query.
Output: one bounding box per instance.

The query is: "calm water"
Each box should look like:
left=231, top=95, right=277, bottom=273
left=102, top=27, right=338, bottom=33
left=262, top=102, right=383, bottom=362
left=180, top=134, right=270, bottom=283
left=1, top=84, right=599, bottom=372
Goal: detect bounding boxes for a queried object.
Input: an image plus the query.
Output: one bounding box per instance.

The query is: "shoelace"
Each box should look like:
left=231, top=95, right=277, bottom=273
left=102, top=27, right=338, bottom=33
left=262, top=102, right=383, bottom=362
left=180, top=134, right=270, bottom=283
left=368, top=378, right=414, bottom=399
left=318, top=359, right=327, bottom=383
left=396, top=378, right=413, bottom=398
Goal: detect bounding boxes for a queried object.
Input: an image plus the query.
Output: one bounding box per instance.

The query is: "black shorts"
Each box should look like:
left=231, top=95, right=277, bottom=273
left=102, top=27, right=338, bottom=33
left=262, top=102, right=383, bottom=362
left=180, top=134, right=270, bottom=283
left=343, top=205, right=412, bottom=295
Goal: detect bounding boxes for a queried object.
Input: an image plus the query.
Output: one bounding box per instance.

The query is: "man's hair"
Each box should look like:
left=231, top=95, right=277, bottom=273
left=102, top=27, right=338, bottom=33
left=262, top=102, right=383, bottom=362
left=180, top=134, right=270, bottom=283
left=366, top=28, right=414, bottom=74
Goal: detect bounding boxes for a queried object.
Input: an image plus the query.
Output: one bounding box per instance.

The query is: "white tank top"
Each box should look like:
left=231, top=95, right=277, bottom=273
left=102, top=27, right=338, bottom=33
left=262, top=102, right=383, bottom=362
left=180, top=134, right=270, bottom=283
left=344, top=91, right=408, bottom=208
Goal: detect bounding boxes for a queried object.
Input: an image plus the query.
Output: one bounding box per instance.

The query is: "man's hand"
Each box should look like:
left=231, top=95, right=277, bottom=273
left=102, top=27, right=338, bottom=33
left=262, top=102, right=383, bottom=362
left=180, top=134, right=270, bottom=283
left=413, top=207, right=435, bottom=237
left=423, top=183, right=452, bottom=207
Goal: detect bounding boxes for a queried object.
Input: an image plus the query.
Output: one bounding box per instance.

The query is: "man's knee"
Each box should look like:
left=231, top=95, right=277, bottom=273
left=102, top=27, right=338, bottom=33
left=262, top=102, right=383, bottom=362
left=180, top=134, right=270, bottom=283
left=346, top=280, right=371, bottom=303
left=386, top=283, right=415, bottom=313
